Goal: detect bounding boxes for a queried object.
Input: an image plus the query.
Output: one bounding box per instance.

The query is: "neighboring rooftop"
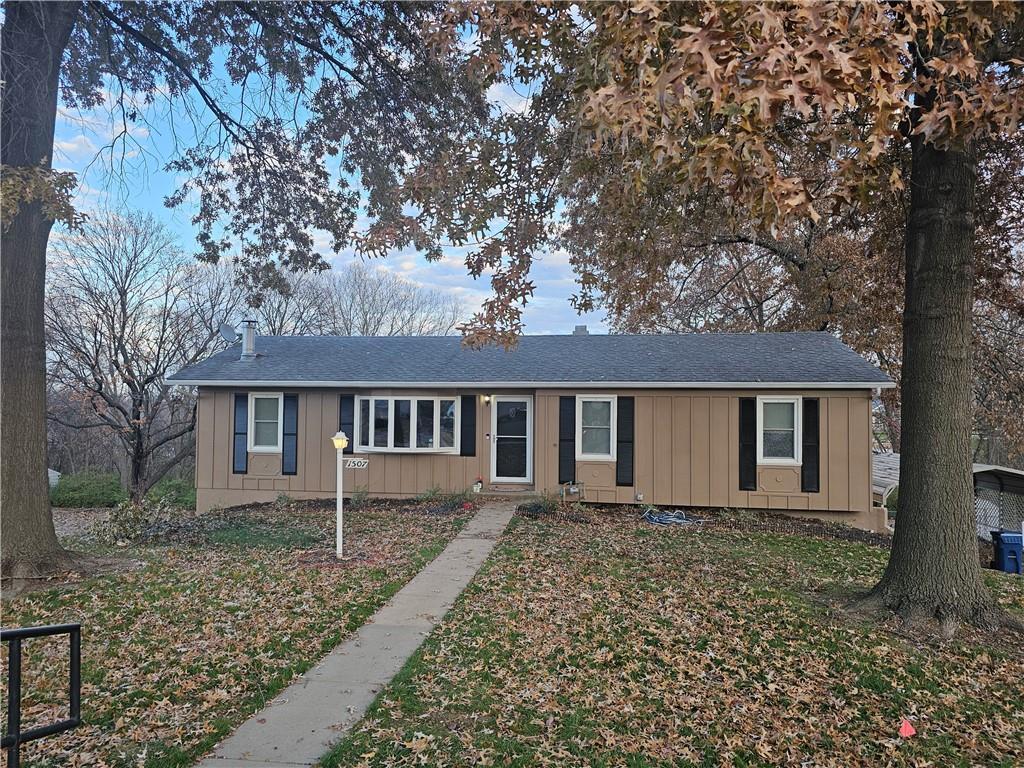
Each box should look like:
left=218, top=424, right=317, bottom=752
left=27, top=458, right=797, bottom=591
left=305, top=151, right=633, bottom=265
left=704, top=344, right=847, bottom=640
left=873, top=452, right=1024, bottom=502
left=168, top=332, right=892, bottom=388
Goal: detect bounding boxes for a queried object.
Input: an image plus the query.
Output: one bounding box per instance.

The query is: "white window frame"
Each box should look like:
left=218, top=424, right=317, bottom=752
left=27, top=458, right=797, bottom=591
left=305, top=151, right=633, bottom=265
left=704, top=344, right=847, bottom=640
left=575, top=395, right=617, bottom=462
left=756, top=395, right=802, bottom=466
left=353, top=395, right=460, bottom=454
left=247, top=392, right=284, bottom=453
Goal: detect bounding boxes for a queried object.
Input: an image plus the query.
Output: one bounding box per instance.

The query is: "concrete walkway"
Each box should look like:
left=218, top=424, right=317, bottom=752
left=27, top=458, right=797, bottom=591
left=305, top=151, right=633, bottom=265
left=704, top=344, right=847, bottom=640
left=196, top=501, right=516, bottom=767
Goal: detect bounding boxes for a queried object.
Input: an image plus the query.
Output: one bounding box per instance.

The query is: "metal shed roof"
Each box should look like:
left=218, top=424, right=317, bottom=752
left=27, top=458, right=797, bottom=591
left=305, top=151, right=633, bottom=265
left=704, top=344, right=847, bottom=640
left=872, top=452, right=1024, bottom=503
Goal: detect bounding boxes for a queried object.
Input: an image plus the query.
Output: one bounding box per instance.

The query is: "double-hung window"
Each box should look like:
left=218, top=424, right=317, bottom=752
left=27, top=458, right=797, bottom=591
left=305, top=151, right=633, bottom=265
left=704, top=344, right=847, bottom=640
left=248, top=393, right=283, bottom=452
left=757, top=396, right=802, bottom=465
left=576, top=395, right=617, bottom=461
left=355, top=395, right=459, bottom=453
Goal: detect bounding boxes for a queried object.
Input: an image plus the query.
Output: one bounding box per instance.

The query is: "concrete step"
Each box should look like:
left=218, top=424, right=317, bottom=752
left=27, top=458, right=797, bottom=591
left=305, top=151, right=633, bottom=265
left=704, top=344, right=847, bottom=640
left=478, top=487, right=535, bottom=496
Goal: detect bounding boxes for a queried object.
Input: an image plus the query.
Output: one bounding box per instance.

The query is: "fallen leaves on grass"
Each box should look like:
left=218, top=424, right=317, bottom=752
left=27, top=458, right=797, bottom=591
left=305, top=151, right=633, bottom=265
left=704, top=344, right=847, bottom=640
left=1, top=501, right=469, bottom=768
left=327, top=513, right=1024, bottom=768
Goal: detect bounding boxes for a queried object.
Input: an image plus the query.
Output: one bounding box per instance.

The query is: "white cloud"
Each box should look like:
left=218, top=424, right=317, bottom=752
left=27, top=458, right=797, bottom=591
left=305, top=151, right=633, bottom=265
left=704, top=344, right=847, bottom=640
left=54, top=134, right=97, bottom=160
left=541, top=248, right=572, bottom=266
left=486, top=82, right=532, bottom=115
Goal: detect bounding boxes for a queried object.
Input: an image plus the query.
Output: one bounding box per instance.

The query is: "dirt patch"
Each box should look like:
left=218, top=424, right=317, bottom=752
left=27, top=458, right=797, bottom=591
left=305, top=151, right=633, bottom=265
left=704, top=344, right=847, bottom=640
left=1, top=552, right=143, bottom=599
left=697, top=507, right=895, bottom=547
left=52, top=506, right=108, bottom=540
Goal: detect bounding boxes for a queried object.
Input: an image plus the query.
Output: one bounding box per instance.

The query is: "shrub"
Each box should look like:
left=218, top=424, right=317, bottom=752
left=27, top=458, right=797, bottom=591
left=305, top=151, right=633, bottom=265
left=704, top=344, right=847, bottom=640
left=99, top=496, right=174, bottom=545
left=416, top=486, right=442, bottom=502
left=415, top=486, right=475, bottom=512
left=885, top=486, right=899, bottom=515
left=440, top=488, right=475, bottom=510
left=50, top=472, right=127, bottom=508
left=146, top=477, right=196, bottom=510
left=349, top=485, right=370, bottom=509
left=535, top=491, right=560, bottom=513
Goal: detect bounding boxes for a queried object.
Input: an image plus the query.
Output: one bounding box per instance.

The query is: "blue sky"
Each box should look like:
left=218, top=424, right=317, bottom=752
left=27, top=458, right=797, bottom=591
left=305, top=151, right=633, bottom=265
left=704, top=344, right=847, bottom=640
left=52, top=82, right=608, bottom=336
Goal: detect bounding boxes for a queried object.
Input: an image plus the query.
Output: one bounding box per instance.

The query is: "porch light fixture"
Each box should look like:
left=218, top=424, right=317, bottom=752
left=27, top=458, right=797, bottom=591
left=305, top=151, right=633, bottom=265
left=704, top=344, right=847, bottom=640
left=331, top=431, right=349, bottom=558
left=331, top=431, right=349, bottom=452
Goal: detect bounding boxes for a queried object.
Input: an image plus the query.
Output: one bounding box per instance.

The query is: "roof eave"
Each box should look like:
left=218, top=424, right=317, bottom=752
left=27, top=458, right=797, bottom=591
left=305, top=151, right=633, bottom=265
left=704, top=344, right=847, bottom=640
left=166, top=378, right=895, bottom=389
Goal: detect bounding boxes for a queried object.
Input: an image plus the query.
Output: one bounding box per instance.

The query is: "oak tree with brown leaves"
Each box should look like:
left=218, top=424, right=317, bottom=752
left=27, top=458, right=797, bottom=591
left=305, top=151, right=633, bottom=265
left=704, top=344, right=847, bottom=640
left=382, top=2, right=1024, bottom=632
left=0, top=1, right=483, bottom=576
left=558, top=133, right=1024, bottom=465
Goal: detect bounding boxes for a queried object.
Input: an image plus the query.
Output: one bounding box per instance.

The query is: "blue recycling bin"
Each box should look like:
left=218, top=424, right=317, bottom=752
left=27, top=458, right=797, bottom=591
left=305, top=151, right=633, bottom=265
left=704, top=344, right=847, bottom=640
left=991, top=531, right=1023, bottom=575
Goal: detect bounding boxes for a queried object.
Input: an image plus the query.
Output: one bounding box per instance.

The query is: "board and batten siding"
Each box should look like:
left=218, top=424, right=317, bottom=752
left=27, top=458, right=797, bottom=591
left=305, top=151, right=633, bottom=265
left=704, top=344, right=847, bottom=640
left=533, top=389, right=874, bottom=515
left=195, top=388, right=491, bottom=510
left=196, top=386, right=875, bottom=523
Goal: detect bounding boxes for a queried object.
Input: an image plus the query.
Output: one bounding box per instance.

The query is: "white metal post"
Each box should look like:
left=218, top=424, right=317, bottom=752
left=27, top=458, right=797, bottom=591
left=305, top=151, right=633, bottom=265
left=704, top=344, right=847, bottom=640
left=336, top=446, right=344, bottom=559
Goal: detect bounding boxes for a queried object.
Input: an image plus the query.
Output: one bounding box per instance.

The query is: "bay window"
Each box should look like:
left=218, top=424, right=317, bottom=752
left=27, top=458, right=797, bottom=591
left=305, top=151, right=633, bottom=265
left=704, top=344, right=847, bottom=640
left=439, top=399, right=457, bottom=448
left=355, top=395, right=460, bottom=453
left=757, top=396, right=802, bottom=465
left=373, top=399, right=389, bottom=447
left=416, top=400, right=434, bottom=448
left=394, top=399, right=411, bottom=448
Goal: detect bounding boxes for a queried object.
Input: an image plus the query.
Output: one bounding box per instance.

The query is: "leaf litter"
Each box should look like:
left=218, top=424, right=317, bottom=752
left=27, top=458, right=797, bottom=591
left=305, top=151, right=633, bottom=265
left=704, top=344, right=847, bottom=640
left=325, top=510, right=1024, bottom=768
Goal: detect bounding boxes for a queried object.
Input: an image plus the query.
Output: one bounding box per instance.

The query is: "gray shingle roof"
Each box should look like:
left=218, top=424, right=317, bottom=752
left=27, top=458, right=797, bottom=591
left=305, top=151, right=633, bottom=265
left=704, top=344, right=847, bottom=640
left=168, top=332, right=892, bottom=388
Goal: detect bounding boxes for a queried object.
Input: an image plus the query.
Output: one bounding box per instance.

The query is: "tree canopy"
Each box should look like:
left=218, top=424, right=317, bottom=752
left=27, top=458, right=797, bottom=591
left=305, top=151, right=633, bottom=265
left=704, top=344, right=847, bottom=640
left=381, top=0, right=1024, bottom=631
left=5, top=1, right=486, bottom=293
left=354, top=2, right=1024, bottom=346
left=1, top=0, right=484, bottom=570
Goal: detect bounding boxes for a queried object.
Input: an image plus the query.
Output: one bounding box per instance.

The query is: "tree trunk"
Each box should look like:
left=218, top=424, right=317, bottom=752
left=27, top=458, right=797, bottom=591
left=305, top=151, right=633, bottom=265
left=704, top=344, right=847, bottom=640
left=129, top=435, right=148, bottom=503
left=1, top=2, right=80, bottom=574
left=871, top=136, right=996, bottom=628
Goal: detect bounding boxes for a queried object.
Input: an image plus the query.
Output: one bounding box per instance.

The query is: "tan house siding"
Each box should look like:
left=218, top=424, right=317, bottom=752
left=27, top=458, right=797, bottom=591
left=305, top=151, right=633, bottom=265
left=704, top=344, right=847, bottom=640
left=531, top=389, right=874, bottom=517
left=196, top=388, right=491, bottom=509
left=195, top=386, right=880, bottom=530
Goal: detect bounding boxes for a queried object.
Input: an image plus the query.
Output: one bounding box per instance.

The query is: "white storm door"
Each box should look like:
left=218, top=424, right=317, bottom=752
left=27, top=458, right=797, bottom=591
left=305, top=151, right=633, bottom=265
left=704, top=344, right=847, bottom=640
left=490, top=396, right=533, bottom=483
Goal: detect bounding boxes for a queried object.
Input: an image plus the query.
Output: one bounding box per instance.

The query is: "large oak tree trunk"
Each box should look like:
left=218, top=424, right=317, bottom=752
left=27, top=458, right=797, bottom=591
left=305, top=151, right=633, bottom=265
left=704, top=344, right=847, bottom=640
left=872, top=135, right=996, bottom=628
left=1, top=2, right=80, bottom=574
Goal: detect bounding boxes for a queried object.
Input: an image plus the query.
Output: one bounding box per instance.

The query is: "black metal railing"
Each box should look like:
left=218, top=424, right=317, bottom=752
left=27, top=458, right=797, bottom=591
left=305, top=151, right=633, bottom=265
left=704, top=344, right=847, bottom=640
left=2, top=623, right=81, bottom=768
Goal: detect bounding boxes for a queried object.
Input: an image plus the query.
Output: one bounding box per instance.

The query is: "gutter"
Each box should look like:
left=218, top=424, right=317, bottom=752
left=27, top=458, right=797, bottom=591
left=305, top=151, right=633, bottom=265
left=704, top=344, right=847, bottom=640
left=166, top=378, right=896, bottom=390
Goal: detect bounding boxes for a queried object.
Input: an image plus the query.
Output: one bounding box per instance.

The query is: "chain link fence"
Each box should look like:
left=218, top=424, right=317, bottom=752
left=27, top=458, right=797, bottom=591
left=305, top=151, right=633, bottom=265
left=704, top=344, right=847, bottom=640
left=975, top=485, right=1024, bottom=537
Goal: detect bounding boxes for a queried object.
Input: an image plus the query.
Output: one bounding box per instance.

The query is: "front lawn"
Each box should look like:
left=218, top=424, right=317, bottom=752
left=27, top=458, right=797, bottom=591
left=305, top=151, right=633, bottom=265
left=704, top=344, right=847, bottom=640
left=1, top=499, right=471, bottom=768
left=325, top=510, right=1024, bottom=768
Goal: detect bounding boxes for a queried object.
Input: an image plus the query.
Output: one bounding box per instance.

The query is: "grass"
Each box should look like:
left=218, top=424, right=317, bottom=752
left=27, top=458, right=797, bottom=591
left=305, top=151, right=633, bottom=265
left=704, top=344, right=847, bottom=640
left=1, top=500, right=470, bottom=768
left=205, top=520, right=321, bottom=549
left=322, top=512, right=1024, bottom=768
left=146, top=477, right=197, bottom=510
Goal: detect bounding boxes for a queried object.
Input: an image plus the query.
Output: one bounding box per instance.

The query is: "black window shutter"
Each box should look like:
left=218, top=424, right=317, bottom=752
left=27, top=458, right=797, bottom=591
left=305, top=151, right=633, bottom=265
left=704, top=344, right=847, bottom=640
left=801, top=398, right=820, bottom=492
left=558, top=396, right=576, bottom=484
left=282, top=394, right=299, bottom=475
left=460, top=395, right=476, bottom=456
left=616, top=397, right=634, bottom=486
left=232, top=393, right=248, bottom=475
left=338, top=394, right=355, bottom=455
left=738, top=397, right=757, bottom=491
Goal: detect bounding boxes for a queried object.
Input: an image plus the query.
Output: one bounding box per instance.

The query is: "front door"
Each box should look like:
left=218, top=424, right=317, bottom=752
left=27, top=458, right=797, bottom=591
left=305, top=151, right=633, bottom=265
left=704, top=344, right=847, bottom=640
left=491, top=395, right=533, bottom=483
